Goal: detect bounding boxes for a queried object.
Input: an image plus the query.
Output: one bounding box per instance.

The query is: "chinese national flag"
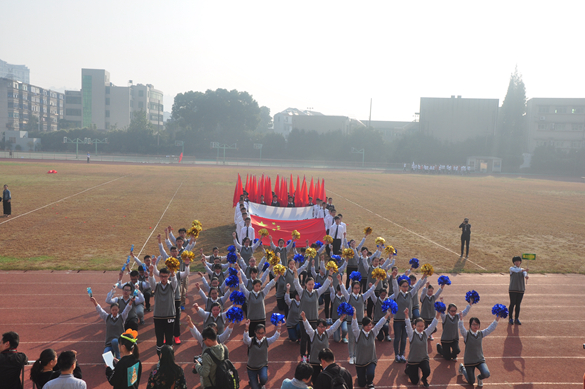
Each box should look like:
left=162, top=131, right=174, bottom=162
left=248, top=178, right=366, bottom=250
left=251, top=215, right=325, bottom=248
left=178, top=152, right=183, bottom=163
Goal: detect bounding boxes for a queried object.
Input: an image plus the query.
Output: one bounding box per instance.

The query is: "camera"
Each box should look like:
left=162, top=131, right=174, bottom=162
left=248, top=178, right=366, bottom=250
left=192, top=355, right=203, bottom=374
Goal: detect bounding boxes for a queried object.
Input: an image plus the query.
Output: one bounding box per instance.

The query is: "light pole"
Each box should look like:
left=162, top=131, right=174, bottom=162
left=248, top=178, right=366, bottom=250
left=351, top=147, right=365, bottom=167
left=63, top=137, right=89, bottom=159
left=254, top=143, right=263, bottom=163
left=211, top=142, right=237, bottom=165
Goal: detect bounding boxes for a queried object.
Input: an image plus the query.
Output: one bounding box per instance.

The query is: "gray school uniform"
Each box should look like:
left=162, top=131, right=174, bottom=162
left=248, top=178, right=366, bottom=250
left=373, top=298, right=385, bottom=323
left=240, top=246, right=254, bottom=265
left=463, top=331, right=485, bottom=366
left=309, top=332, right=330, bottom=364
left=420, top=288, right=442, bottom=321
left=204, top=314, right=225, bottom=335
left=315, top=273, right=329, bottom=295
left=393, top=292, right=413, bottom=321
left=509, top=271, right=526, bottom=292
left=331, top=294, right=347, bottom=321
left=105, top=315, right=125, bottom=346
left=287, top=299, right=301, bottom=328
left=409, top=285, right=420, bottom=310
left=300, top=289, right=320, bottom=321
left=408, top=332, right=429, bottom=363
left=117, top=298, right=138, bottom=323
left=205, top=297, right=224, bottom=312
left=247, top=291, right=267, bottom=321
left=247, top=338, right=269, bottom=370
left=245, top=278, right=255, bottom=291
left=355, top=330, right=377, bottom=366
left=348, top=294, right=365, bottom=323
left=153, top=282, right=175, bottom=319
left=276, top=270, right=295, bottom=298
left=441, top=314, right=460, bottom=343
left=274, top=247, right=289, bottom=265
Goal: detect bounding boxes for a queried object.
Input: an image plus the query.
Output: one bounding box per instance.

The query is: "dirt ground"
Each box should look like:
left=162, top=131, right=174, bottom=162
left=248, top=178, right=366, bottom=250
left=1, top=160, right=584, bottom=274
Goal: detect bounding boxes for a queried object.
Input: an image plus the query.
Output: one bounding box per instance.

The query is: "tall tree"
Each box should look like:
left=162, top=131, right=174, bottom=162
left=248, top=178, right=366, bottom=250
left=256, top=106, right=273, bottom=133
left=495, top=67, right=527, bottom=170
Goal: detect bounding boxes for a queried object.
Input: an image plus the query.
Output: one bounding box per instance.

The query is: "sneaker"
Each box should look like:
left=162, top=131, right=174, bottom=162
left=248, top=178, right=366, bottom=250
left=174, top=336, right=181, bottom=345
left=349, top=357, right=355, bottom=365
left=515, top=319, right=522, bottom=325
left=145, top=307, right=152, bottom=312
left=429, top=335, right=434, bottom=341
left=180, top=305, right=185, bottom=311
left=436, top=343, right=443, bottom=354
left=139, top=319, right=145, bottom=325
left=451, top=357, right=457, bottom=361
left=477, top=375, right=483, bottom=387
left=386, top=336, right=392, bottom=342
left=400, top=355, right=407, bottom=363
left=509, top=318, right=514, bottom=325
left=302, top=356, right=308, bottom=363
left=395, top=356, right=401, bottom=363
left=465, top=255, right=468, bottom=259
left=459, top=363, right=465, bottom=376
left=421, top=379, right=429, bottom=388
left=343, top=338, right=348, bottom=344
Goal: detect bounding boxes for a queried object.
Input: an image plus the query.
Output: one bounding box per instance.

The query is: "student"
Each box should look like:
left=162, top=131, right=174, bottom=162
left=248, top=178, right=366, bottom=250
left=437, top=300, right=471, bottom=361
left=269, top=235, right=297, bottom=265
left=146, top=345, right=187, bottom=389
left=311, top=258, right=332, bottom=321
left=351, top=308, right=392, bottom=389
left=509, top=256, right=529, bottom=325
left=194, top=284, right=230, bottom=312
left=0, top=331, right=28, bottom=389
left=293, top=268, right=332, bottom=361
left=346, top=235, right=368, bottom=289
left=191, top=302, right=230, bottom=335
left=105, top=330, right=142, bottom=389
left=365, top=256, right=391, bottom=319
left=243, top=320, right=282, bottom=389
left=239, top=271, right=278, bottom=336
left=285, top=285, right=302, bottom=342
left=357, top=247, right=381, bottom=293
left=233, top=232, right=262, bottom=265
left=369, top=288, right=393, bottom=342
left=329, top=217, right=345, bottom=255
left=404, top=308, right=441, bottom=387
left=185, top=315, right=234, bottom=352
left=30, top=348, right=83, bottom=389
left=91, top=295, right=133, bottom=358
left=281, top=362, right=313, bottom=389
left=240, top=217, right=256, bottom=244
left=300, top=311, right=345, bottom=384
left=409, top=274, right=421, bottom=319
left=271, top=194, right=281, bottom=207
left=329, top=285, right=348, bottom=344
left=420, top=282, right=444, bottom=348
left=107, top=281, right=144, bottom=330
left=391, top=273, right=427, bottom=363
left=338, top=274, right=378, bottom=364
left=149, top=266, right=178, bottom=355
left=137, top=263, right=152, bottom=313
left=458, top=315, right=500, bottom=387
left=275, top=257, right=308, bottom=317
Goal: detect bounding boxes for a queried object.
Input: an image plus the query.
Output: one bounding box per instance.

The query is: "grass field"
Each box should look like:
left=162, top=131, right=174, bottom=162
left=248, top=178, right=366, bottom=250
left=1, top=160, right=584, bottom=274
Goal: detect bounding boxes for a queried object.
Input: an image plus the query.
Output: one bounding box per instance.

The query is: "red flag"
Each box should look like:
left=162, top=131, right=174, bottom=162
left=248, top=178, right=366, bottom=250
left=320, top=179, right=326, bottom=201
left=244, top=174, right=249, bottom=195
left=315, top=179, right=321, bottom=202
left=252, top=176, right=258, bottom=202
left=274, top=177, right=280, bottom=205
left=280, top=177, right=288, bottom=204
left=265, top=176, right=272, bottom=204
left=178, top=152, right=183, bottom=163
left=300, top=176, right=308, bottom=206
left=289, top=174, right=295, bottom=198
left=233, top=174, right=243, bottom=207
left=295, top=176, right=301, bottom=205
left=251, top=215, right=326, bottom=248
left=309, top=177, right=315, bottom=200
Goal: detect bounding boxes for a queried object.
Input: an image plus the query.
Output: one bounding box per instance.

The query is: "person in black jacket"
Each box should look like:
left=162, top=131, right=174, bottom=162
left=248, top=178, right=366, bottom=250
left=30, top=348, right=83, bottom=389
left=314, top=348, right=352, bottom=389
left=0, top=331, right=27, bottom=389
left=106, top=330, right=142, bottom=389
left=459, top=218, right=471, bottom=259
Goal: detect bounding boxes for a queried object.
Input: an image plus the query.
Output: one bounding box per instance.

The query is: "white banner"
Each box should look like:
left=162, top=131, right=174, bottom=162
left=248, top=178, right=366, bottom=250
left=247, top=203, right=314, bottom=220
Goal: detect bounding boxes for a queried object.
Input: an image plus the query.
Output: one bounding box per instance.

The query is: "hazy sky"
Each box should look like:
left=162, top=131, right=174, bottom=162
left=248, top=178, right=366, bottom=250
left=2, top=1, right=584, bottom=121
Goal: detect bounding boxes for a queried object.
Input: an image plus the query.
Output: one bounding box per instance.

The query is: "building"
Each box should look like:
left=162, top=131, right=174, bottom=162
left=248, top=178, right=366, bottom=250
left=0, top=77, right=64, bottom=134
left=0, top=59, right=30, bottom=83
left=273, top=108, right=365, bottom=137
left=526, top=98, right=585, bottom=152
left=2, top=130, right=40, bottom=151
left=64, top=69, right=163, bottom=131
left=466, top=156, right=502, bottom=173
left=419, top=96, right=499, bottom=143
left=360, top=120, right=419, bottom=141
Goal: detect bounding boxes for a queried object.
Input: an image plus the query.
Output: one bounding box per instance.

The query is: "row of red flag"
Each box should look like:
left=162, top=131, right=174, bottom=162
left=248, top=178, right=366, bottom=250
left=233, top=174, right=327, bottom=207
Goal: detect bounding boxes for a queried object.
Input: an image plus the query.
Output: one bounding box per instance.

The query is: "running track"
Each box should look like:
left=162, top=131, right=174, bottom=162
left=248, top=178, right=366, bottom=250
left=1, top=271, right=584, bottom=388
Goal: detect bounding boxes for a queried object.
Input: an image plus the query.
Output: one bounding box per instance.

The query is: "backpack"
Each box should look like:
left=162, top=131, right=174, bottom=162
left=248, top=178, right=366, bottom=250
left=203, top=345, right=240, bottom=389
left=322, top=367, right=350, bottom=389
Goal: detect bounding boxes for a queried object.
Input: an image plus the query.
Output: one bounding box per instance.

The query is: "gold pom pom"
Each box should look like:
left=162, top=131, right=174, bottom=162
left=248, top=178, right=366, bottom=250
left=266, top=250, right=279, bottom=266
left=375, top=237, right=386, bottom=246
left=342, top=248, right=355, bottom=260
left=187, top=227, right=200, bottom=238
left=323, top=235, right=334, bottom=244
left=325, top=260, right=339, bottom=273
left=372, top=267, right=387, bottom=281
left=165, top=257, right=180, bottom=273
left=291, top=230, right=301, bottom=240
left=421, top=263, right=434, bottom=276
left=273, top=264, right=286, bottom=276
left=258, top=228, right=269, bottom=238
left=384, top=246, right=396, bottom=255
left=363, top=227, right=373, bottom=235
left=191, top=220, right=203, bottom=230
left=305, top=248, right=317, bottom=258
left=181, top=250, right=195, bottom=261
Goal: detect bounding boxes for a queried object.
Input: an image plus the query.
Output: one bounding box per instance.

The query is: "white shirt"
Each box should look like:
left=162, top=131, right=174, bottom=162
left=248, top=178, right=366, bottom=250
left=240, top=225, right=255, bottom=242
left=330, top=223, right=345, bottom=239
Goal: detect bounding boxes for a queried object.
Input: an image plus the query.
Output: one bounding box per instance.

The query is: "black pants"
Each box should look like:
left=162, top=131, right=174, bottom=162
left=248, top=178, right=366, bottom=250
left=509, top=292, right=524, bottom=320
left=405, top=360, right=430, bottom=385
left=3, top=201, right=11, bottom=216
left=319, top=293, right=331, bottom=319
left=124, top=317, right=138, bottom=331
left=249, top=319, right=265, bottom=337
left=332, top=238, right=342, bottom=255
left=143, top=290, right=151, bottom=310
left=276, top=297, right=289, bottom=318
left=154, top=317, right=175, bottom=353
left=461, top=235, right=470, bottom=256
left=366, top=290, right=379, bottom=318
left=376, top=322, right=389, bottom=341
left=310, top=363, right=322, bottom=385
left=439, top=340, right=460, bottom=360
left=300, top=320, right=317, bottom=357
left=360, top=278, right=368, bottom=294
left=173, top=300, right=181, bottom=337
left=346, top=266, right=358, bottom=289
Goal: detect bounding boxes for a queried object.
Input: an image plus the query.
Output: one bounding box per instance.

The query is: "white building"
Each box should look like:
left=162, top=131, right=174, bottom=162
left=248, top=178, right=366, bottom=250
left=2, top=130, right=40, bottom=151
left=0, top=59, right=30, bottom=83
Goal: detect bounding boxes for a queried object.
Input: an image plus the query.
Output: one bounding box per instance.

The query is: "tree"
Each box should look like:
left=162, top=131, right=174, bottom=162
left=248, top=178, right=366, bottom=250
left=256, top=106, right=273, bottom=133
left=25, top=115, right=39, bottom=132
left=495, top=67, right=527, bottom=171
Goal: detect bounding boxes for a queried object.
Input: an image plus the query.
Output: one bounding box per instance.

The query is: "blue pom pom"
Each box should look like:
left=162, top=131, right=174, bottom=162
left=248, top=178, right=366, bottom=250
left=492, top=304, right=508, bottom=318
left=409, top=258, right=420, bottom=269
left=287, top=240, right=296, bottom=248
left=314, top=282, right=322, bottom=289
left=270, top=313, right=286, bottom=325
left=397, top=275, right=411, bottom=286
left=331, top=255, right=342, bottom=263
left=349, top=271, right=362, bottom=282
left=382, top=299, right=398, bottom=314
left=465, top=290, right=480, bottom=305
left=227, top=245, right=236, bottom=253
left=225, top=275, right=239, bottom=288
left=294, top=254, right=304, bottom=262
left=142, top=264, right=147, bottom=272
left=315, top=241, right=323, bottom=248
left=226, top=307, right=244, bottom=323
left=337, top=302, right=354, bottom=317
left=228, top=267, right=238, bottom=277
left=437, top=275, right=451, bottom=286
left=226, top=252, right=237, bottom=264
left=262, top=262, right=270, bottom=272
left=434, top=301, right=446, bottom=313
left=254, top=238, right=259, bottom=243
left=393, top=249, right=398, bottom=256
left=229, top=290, right=246, bottom=305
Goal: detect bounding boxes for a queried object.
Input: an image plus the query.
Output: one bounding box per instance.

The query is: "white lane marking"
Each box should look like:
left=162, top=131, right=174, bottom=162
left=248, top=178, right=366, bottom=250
left=0, top=175, right=128, bottom=226
left=330, top=190, right=488, bottom=270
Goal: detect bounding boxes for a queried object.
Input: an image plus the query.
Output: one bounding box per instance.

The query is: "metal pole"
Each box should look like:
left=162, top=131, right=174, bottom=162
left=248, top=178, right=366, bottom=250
left=260, top=147, right=262, bottom=163
left=76, top=142, right=78, bottom=159
left=223, top=147, right=226, bottom=164
left=368, top=98, right=372, bottom=128
left=362, top=151, right=365, bottom=167
left=95, top=141, right=98, bottom=156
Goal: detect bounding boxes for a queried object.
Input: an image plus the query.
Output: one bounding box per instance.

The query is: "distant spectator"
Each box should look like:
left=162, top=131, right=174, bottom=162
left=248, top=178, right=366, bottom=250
left=30, top=349, right=83, bottom=389
left=2, top=184, right=11, bottom=217
left=146, top=345, right=187, bottom=389
left=43, top=351, right=86, bottom=389
left=314, top=348, right=352, bottom=389
left=281, top=362, right=313, bottom=389
left=0, top=331, right=27, bottom=389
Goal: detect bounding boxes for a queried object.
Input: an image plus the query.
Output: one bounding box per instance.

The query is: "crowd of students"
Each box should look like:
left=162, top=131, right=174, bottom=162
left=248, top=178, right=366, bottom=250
left=1, top=200, right=531, bottom=389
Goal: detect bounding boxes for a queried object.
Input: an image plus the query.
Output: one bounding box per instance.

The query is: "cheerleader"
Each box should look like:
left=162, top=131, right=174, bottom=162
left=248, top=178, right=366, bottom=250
left=91, top=296, right=133, bottom=358
left=192, top=302, right=231, bottom=335
left=345, top=235, right=367, bottom=289
left=243, top=320, right=282, bottom=389
left=185, top=314, right=234, bottom=351
left=269, top=235, right=296, bottom=265
left=420, top=282, right=444, bottom=350
left=275, top=257, right=310, bottom=317
left=437, top=299, right=471, bottom=361
left=232, top=232, right=262, bottom=266
left=351, top=307, right=392, bottom=388
left=404, top=308, right=441, bottom=387
left=329, top=284, right=348, bottom=343
left=369, top=288, right=394, bottom=341
left=338, top=274, right=378, bottom=364
left=509, top=256, right=529, bottom=325
left=285, top=283, right=302, bottom=342
left=458, top=314, right=500, bottom=386
left=300, top=311, right=345, bottom=384
left=194, top=284, right=230, bottom=311
left=238, top=271, right=278, bottom=336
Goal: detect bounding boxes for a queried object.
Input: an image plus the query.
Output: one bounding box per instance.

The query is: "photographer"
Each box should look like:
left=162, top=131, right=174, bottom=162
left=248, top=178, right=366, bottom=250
left=459, top=218, right=471, bottom=259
